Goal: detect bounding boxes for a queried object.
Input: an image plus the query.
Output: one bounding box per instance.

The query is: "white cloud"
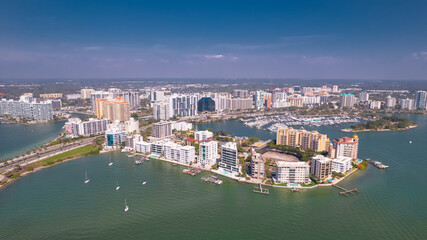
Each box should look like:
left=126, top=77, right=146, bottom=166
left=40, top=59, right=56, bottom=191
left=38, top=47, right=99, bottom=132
left=204, top=54, right=224, bottom=59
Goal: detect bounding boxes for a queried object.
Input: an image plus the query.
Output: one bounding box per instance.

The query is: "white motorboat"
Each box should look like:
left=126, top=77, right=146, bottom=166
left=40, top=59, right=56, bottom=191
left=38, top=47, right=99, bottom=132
left=84, top=171, right=90, bottom=184
left=116, top=181, right=120, bottom=191
left=124, top=198, right=129, bottom=212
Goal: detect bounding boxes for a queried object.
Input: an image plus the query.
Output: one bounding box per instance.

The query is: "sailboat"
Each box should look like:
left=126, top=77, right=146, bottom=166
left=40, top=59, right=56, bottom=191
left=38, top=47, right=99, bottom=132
left=84, top=171, right=90, bottom=184
left=108, top=156, right=113, bottom=166
left=124, top=198, right=129, bottom=212
left=115, top=181, right=120, bottom=191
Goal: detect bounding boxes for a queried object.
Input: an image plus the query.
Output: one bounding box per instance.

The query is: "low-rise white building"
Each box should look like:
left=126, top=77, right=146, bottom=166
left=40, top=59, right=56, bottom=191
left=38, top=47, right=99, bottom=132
left=195, top=130, right=213, bottom=141
left=172, top=121, right=193, bottom=131
left=124, top=117, right=139, bottom=133
left=135, top=141, right=152, bottom=153
left=275, top=161, right=310, bottom=184
left=332, top=156, right=352, bottom=173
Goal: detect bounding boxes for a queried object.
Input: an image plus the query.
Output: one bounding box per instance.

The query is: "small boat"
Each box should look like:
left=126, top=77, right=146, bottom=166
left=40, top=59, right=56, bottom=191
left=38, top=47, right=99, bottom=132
left=84, top=171, right=90, bottom=184
left=409, top=141, right=412, bottom=144
left=124, top=198, right=129, bottom=212
left=172, top=163, right=178, bottom=166
left=135, top=160, right=142, bottom=165
left=116, top=181, right=120, bottom=191
left=142, top=181, right=147, bottom=185
left=108, top=157, right=113, bottom=166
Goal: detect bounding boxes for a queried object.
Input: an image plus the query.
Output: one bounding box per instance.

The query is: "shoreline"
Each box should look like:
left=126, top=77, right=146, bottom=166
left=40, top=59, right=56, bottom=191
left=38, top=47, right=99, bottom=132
left=342, top=124, right=418, bottom=132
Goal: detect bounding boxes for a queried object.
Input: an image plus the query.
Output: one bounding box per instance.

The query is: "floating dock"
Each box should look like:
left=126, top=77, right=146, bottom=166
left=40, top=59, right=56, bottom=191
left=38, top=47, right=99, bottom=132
left=201, top=175, right=223, bottom=184
left=333, top=184, right=360, bottom=196
left=253, top=184, right=269, bottom=195
left=366, top=159, right=389, bottom=169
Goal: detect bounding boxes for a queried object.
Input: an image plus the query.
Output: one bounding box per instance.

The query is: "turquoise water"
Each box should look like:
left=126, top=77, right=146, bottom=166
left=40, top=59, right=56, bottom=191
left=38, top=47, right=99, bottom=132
left=0, top=121, right=65, bottom=161
left=0, top=115, right=426, bottom=239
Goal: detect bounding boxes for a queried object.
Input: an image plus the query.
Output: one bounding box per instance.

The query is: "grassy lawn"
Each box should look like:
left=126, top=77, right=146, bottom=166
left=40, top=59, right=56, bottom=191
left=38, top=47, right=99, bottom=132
left=36, top=145, right=100, bottom=166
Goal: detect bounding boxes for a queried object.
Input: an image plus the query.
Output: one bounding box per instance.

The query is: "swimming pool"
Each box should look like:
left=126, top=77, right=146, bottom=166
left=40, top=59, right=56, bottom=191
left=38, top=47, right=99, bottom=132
left=290, top=184, right=299, bottom=186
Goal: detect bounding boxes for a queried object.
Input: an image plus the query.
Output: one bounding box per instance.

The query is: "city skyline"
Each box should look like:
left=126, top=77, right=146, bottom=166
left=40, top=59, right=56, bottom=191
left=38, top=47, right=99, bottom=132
left=1, top=0, right=427, bottom=80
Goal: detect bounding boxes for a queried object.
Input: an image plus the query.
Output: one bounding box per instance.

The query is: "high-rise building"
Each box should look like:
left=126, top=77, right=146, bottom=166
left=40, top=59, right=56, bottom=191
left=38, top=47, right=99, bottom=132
left=168, top=94, right=199, bottom=117
left=358, top=92, right=369, bottom=102
left=310, top=155, right=333, bottom=181
left=0, top=97, right=53, bottom=121
left=385, top=96, right=396, bottom=108
left=340, top=93, right=357, bottom=108
left=152, top=101, right=170, bottom=120
left=332, top=85, right=339, bottom=93
left=331, top=135, right=359, bottom=159
left=250, top=153, right=265, bottom=180
left=400, top=98, right=415, bottom=110
left=197, top=97, right=215, bottom=112
left=95, top=98, right=130, bottom=122
left=64, top=118, right=109, bottom=136
left=254, top=91, right=266, bottom=109
left=276, top=127, right=330, bottom=152
left=233, top=89, right=249, bottom=98
left=152, top=121, right=173, bottom=138
left=213, top=93, right=228, bottom=112
left=199, top=140, right=218, bottom=168
left=220, top=142, right=239, bottom=174
left=123, top=117, right=139, bottom=133
left=227, top=98, right=254, bottom=110
left=80, top=88, right=95, bottom=99
left=289, top=97, right=304, bottom=107
left=275, top=161, right=310, bottom=184
left=105, top=127, right=126, bottom=147
left=414, top=90, right=427, bottom=110
left=90, top=91, right=109, bottom=111
left=369, top=100, right=382, bottom=109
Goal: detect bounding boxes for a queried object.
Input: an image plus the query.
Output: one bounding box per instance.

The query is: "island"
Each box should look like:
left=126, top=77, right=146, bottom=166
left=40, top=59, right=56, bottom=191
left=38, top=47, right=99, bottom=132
left=344, top=116, right=417, bottom=132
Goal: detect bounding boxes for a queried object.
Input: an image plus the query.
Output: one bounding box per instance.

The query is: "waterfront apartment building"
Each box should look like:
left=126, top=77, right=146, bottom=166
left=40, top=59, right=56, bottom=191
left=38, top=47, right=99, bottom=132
left=250, top=154, right=265, bottom=180
left=275, top=161, right=310, bottom=184
left=64, top=118, right=109, bottom=136
left=80, top=88, right=94, bottom=99
left=385, top=96, right=396, bottom=108
left=414, top=91, right=427, bottom=110
left=399, top=98, right=415, bottom=110
left=199, top=140, right=218, bottom=168
left=135, top=141, right=152, bottom=153
left=310, top=155, right=333, bottom=181
left=332, top=156, right=353, bottom=173
left=195, top=130, right=213, bottom=142
left=152, top=121, right=173, bottom=138
left=162, top=142, right=196, bottom=164
left=220, top=142, right=240, bottom=174
left=227, top=97, right=254, bottom=110
left=0, top=98, right=53, bottom=121
left=332, top=135, right=359, bottom=159
left=105, top=127, right=126, bottom=147
left=95, top=98, right=130, bottom=122
left=40, top=93, right=62, bottom=99
left=340, top=93, right=357, bottom=108
left=276, top=127, right=330, bottom=152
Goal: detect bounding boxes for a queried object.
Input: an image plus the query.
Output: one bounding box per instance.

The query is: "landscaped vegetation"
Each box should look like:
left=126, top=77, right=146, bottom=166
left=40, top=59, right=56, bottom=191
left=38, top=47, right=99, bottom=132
left=350, top=116, right=416, bottom=131
left=266, top=141, right=317, bottom=162
left=36, top=145, right=100, bottom=166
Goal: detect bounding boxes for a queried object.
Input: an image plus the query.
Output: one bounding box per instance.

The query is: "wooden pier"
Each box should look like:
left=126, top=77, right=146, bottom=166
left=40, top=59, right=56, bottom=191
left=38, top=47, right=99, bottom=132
left=253, top=184, right=269, bottom=195
left=333, top=184, right=360, bottom=196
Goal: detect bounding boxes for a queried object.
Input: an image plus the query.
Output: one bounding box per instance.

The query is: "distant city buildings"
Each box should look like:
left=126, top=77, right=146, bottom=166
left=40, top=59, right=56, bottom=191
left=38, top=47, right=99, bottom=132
left=0, top=96, right=53, bottom=121
left=414, top=90, right=427, bottom=110
left=80, top=88, right=94, bottom=99
left=400, top=98, right=415, bottom=110
left=385, top=96, right=396, bottom=108
left=369, top=100, right=382, bottom=109
left=169, top=94, right=199, bottom=117
left=40, top=93, right=62, bottom=99
left=340, top=93, right=357, bottom=108
left=152, top=101, right=170, bottom=120
left=276, top=127, right=329, bottom=152
left=358, top=92, right=369, bottom=102
left=66, top=94, right=81, bottom=100
left=197, top=97, right=215, bottom=112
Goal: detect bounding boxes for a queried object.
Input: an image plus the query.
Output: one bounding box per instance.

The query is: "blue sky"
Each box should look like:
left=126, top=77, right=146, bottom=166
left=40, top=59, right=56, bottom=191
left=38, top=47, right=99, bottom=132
left=1, top=0, right=427, bottom=80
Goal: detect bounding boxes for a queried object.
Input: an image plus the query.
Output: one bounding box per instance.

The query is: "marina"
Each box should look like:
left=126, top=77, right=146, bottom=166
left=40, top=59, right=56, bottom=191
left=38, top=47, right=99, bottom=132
left=240, top=115, right=359, bottom=132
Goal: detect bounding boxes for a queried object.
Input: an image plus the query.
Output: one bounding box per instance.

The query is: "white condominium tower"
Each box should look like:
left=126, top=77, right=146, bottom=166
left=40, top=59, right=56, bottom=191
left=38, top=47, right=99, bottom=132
left=199, top=140, right=218, bottom=168
left=220, top=142, right=239, bottom=174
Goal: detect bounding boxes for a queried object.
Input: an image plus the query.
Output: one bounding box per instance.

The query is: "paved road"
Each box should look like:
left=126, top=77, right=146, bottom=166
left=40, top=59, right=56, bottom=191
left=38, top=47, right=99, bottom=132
left=0, top=138, right=95, bottom=173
